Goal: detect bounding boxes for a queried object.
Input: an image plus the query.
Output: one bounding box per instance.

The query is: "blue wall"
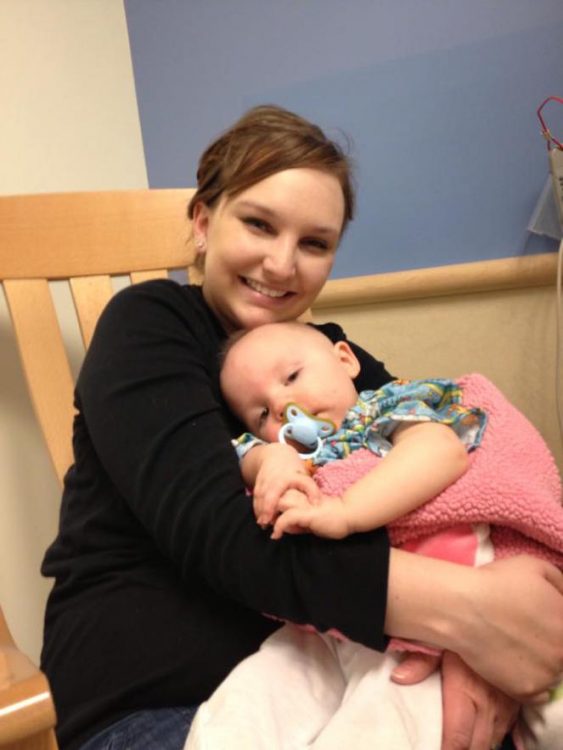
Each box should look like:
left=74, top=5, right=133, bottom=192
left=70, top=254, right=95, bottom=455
left=125, top=0, right=563, bottom=279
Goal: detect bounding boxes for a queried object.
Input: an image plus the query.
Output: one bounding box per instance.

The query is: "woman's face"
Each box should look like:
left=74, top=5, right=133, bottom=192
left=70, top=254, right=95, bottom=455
left=193, top=168, right=345, bottom=332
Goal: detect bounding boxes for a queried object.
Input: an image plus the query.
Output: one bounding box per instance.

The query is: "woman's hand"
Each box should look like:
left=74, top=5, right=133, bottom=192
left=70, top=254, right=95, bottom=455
left=385, top=550, right=563, bottom=701
left=390, top=652, right=519, bottom=750
left=440, top=652, right=518, bottom=750
left=456, top=556, right=563, bottom=701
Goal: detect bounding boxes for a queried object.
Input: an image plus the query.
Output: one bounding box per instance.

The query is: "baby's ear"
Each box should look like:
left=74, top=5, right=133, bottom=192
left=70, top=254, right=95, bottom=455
left=333, top=341, right=361, bottom=378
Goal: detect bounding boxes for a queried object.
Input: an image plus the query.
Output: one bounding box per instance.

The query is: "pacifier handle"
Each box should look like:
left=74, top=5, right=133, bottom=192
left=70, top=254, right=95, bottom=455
left=279, top=423, right=323, bottom=460
left=278, top=403, right=336, bottom=460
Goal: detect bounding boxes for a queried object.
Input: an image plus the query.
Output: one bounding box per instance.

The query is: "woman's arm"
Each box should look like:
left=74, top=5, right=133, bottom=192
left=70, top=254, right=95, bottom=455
left=385, top=548, right=563, bottom=701
left=77, top=283, right=391, bottom=649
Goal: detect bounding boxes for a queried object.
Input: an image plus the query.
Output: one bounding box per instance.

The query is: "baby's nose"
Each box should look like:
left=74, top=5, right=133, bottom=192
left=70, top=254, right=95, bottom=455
left=275, top=403, right=287, bottom=422
left=272, top=397, right=290, bottom=424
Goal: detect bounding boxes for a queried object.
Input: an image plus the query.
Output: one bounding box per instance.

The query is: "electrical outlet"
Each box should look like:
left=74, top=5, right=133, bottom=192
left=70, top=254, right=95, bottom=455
left=548, top=148, right=563, bottom=228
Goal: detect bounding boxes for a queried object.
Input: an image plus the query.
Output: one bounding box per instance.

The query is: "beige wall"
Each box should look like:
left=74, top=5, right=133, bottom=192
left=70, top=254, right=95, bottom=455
left=0, top=0, right=148, bottom=663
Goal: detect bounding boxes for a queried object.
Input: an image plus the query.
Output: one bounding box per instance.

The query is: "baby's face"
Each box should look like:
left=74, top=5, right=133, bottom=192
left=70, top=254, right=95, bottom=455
left=221, top=323, right=360, bottom=443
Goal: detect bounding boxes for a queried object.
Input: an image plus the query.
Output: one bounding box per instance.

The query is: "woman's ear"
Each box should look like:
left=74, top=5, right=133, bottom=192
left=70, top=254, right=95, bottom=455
left=192, top=201, right=210, bottom=255
left=334, top=340, right=361, bottom=378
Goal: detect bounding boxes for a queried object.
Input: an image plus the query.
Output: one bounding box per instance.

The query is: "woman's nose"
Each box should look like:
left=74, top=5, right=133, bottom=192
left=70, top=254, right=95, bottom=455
left=262, top=240, right=296, bottom=281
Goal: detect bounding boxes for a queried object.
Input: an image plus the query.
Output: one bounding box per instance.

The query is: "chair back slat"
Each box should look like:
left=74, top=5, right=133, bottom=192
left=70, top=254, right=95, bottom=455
left=130, top=269, right=169, bottom=285
left=3, top=279, right=75, bottom=484
left=0, top=189, right=197, bottom=486
left=0, top=190, right=196, bottom=279
left=69, top=275, right=114, bottom=348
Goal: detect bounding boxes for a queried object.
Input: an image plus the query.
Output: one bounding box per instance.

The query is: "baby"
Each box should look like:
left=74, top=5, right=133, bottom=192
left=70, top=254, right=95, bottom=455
left=184, top=321, right=563, bottom=750
left=221, top=320, right=484, bottom=542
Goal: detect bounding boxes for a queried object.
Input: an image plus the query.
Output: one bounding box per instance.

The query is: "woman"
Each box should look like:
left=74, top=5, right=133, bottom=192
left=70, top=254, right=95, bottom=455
left=40, top=105, right=563, bottom=750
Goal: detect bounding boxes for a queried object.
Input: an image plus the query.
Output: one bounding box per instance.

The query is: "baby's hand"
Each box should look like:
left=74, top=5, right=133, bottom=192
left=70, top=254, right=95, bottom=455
left=268, top=488, right=312, bottom=537
left=271, top=494, right=352, bottom=540
left=253, top=443, right=320, bottom=527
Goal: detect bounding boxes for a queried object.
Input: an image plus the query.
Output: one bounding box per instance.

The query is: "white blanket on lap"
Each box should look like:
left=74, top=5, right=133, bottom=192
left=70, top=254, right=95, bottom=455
left=184, top=625, right=442, bottom=750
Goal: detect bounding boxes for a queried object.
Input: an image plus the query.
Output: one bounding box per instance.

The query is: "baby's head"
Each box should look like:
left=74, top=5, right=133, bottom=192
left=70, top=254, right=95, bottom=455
left=220, top=321, right=360, bottom=444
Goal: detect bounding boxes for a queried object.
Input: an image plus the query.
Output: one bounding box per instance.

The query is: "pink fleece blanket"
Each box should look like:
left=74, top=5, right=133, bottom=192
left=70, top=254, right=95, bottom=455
left=315, top=373, right=563, bottom=567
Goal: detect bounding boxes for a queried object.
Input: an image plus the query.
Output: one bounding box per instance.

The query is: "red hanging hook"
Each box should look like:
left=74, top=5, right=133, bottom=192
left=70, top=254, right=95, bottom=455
left=537, top=96, right=563, bottom=151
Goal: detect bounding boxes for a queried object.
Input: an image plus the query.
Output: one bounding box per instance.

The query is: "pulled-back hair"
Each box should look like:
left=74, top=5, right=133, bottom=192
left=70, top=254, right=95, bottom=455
left=187, top=105, right=355, bottom=233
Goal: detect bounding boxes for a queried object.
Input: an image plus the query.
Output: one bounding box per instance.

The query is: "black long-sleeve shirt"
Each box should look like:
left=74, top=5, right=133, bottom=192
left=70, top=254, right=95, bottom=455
left=41, top=281, right=393, bottom=750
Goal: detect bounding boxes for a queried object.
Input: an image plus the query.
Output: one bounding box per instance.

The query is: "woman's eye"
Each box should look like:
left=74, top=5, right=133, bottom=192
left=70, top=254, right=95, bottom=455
left=302, top=237, right=329, bottom=252
left=243, top=217, right=271, bottom=233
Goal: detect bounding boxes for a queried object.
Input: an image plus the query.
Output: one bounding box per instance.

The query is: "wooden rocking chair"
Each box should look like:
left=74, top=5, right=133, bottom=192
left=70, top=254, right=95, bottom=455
left=0, top=188, right=196, bottom=749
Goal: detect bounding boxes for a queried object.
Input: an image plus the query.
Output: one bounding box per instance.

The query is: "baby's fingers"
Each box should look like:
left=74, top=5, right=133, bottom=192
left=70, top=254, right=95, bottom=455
left=270, top=508, right=306, bottom=539
left=289, top=475, right=321, bottom=504
left=276, top=489, right=311, bottom=513
left=252, top=486, right=281, bottom=528
left=271, top=507, right=313, bottom=539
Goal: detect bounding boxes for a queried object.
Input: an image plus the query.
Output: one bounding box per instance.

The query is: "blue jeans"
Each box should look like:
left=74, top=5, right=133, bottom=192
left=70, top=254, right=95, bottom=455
left=79, top=706, right=199, bottom=750
left=78, top=705, right=516, bottom=749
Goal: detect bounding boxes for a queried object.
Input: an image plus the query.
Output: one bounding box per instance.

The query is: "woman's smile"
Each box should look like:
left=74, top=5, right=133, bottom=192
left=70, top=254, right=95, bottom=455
left=242, top=277, right=293, bottom=299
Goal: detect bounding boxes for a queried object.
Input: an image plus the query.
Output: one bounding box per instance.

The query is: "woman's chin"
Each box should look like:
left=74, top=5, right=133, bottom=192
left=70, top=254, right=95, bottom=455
left=234, top=299, right=308, bottom=329
left=236, top=310, right=290, bottom=330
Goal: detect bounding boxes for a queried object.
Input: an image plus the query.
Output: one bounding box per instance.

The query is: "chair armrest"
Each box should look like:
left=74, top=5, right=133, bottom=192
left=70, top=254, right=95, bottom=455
left=0, top=608, right=57, bottom=746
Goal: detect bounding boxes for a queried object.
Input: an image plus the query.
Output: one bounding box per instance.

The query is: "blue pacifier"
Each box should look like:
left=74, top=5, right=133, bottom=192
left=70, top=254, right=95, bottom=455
left=278, top=403, right=336, bottom=460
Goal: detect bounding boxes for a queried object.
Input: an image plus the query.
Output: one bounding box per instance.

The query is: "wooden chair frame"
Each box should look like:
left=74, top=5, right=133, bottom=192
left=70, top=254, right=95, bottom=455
left=0, top=189, right=196, bottom=748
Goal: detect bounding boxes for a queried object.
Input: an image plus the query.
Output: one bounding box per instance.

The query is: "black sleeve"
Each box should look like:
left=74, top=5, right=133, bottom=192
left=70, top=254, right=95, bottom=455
left=77, top=283, right=390, bottom=650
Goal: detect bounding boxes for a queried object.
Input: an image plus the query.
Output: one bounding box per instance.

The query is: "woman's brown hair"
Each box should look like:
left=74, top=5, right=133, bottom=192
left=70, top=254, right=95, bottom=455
left=187, top=105, right=355, bottom=233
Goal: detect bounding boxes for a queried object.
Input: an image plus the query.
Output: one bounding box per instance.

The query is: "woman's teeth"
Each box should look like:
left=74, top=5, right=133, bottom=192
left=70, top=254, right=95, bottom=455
left=244, top=278, right=288, bottom=298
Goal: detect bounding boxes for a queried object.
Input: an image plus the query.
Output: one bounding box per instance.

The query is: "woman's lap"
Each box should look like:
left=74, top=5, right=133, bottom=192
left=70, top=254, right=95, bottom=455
left=79, top=706, right=199, bottom=750
left=77, top=703, right=517, bottom=750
